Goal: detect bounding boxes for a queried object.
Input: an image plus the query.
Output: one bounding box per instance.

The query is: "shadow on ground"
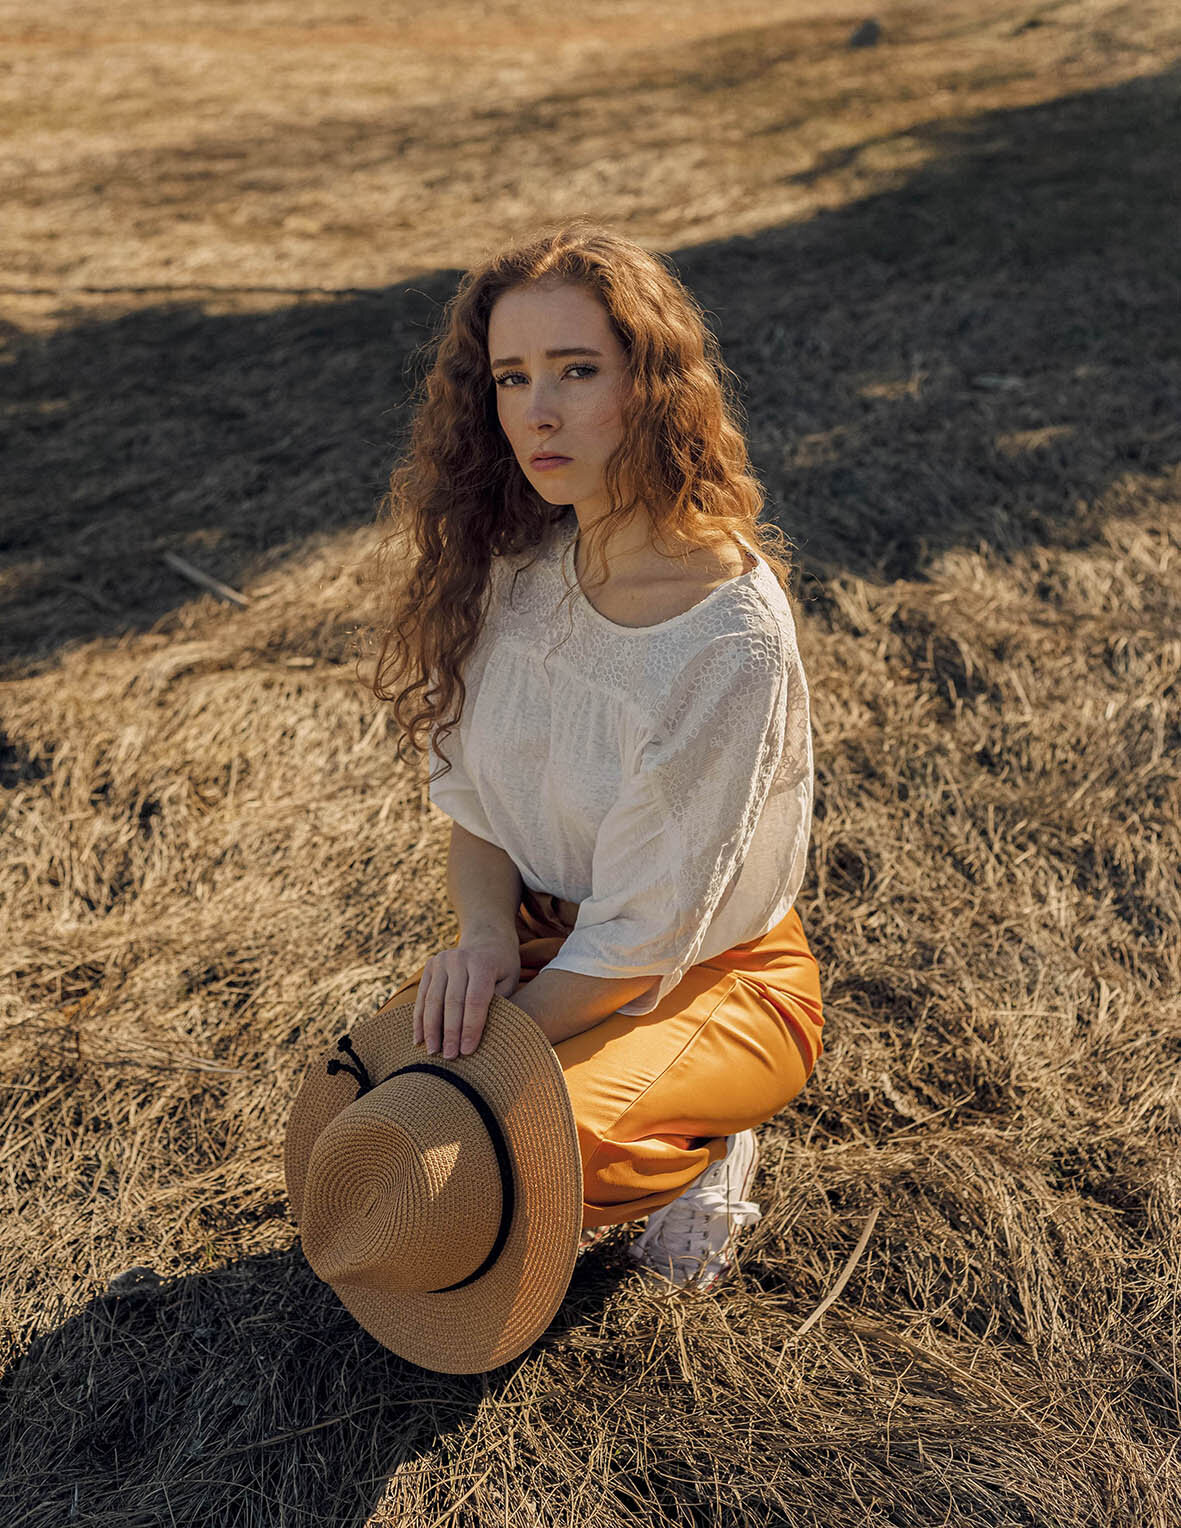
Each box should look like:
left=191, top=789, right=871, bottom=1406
left=0, top=1239, right=624, bottom=1525
left=2, top=65, right=1177, bottom=677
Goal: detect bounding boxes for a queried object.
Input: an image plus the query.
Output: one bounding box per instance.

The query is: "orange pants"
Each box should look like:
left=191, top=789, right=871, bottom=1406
left=385, top=889, right=824, bottom=1230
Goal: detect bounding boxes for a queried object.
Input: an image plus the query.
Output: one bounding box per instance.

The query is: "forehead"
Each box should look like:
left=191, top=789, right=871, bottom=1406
left=487, top=282, right=616, bottom=351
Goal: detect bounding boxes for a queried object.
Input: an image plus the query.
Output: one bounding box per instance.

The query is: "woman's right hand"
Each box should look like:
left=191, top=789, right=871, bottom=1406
left=412, top=933, right=522, bottom=1059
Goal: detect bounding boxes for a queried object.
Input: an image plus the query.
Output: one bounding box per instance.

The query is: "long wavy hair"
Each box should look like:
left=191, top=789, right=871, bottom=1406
left=357, top=218, right=799, bottom=781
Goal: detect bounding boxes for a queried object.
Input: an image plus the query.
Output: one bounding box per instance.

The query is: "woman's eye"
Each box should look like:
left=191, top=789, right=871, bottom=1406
left=493, top=364, right=598, bottom=387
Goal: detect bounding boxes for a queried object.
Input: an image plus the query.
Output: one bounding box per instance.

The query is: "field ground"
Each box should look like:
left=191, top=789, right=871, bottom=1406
left=1, top=2, right=1179, bottom=1525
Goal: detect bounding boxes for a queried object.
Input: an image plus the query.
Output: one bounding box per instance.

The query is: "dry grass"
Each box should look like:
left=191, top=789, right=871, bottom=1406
left=2, top=1, right=1180, bottom=1524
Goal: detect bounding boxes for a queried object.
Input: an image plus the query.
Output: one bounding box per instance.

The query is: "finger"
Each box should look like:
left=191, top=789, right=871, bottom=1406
left=424, top=972, right=448, bottom=1054
left=440, top=980, right=471, bottom=1059
left=460, top=970, right=496, bottom=1055
left=413, top=969, right=433, bottom=1046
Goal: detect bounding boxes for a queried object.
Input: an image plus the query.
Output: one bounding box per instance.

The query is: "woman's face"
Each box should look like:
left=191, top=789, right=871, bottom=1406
left=487, top=281, right=632, bottom=516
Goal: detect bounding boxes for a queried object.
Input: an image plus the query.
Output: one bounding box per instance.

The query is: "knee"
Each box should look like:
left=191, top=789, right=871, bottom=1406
left=378, top=968, right=427, bottom=1013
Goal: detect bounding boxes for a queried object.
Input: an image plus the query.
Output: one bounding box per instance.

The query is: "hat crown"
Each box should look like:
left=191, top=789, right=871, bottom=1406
left=300, top=1082, right=506, bottom=1295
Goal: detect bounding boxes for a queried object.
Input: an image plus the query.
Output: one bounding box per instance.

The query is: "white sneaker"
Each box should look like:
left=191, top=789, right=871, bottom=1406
left=627, top=1129, right=763, bottom=1293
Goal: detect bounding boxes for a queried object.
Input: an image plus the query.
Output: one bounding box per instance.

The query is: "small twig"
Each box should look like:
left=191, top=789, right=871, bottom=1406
left=213, top=1400, right=389, bottom=1457
left=162, top=551, right=249, bottom=608
left=45, top=1042, right=252, bottom=1077
left=880, top=1090, right=976, bottom=1143
left=791, top=1204, right=881, bottom=1340
left=55, top=581, right=124, bottom=615
left=1110, top=1342, right=1181, bottom=1426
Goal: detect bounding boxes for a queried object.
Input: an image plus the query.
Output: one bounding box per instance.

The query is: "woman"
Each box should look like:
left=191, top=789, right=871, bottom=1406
left=361, top=218, right=823, bottom=1293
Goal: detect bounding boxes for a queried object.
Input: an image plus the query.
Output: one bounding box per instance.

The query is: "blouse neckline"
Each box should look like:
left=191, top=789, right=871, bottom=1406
left=558, top=516, right=762, bottom=636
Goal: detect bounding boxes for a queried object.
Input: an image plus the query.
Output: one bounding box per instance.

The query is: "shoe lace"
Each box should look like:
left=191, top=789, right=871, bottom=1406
left=633, top=1184, right=763, bottom=1261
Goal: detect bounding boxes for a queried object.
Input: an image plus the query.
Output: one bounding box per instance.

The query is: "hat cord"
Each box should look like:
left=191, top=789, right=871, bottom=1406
left=321, top=1030, right=518, bottom=1295
left=325, top=1034, right=374, bottom=1095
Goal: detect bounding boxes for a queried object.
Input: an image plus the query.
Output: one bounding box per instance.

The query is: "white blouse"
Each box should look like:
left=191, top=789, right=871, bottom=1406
left=427, top=507, right=815, bottom=1016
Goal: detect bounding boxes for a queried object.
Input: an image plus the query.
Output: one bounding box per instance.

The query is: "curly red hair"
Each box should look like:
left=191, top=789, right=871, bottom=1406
left=357, top=217, right=799, bottom=780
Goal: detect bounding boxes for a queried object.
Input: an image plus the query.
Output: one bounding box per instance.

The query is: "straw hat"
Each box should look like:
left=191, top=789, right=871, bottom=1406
left=284, top=990, right=584, bottom=1374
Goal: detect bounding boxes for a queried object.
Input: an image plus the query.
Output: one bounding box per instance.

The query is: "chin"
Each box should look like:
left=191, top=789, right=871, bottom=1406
left=530, top=480, right=576, bottom=505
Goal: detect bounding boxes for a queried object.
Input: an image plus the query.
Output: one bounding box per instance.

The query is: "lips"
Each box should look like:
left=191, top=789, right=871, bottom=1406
left=530, top=451, right=571, bottom=464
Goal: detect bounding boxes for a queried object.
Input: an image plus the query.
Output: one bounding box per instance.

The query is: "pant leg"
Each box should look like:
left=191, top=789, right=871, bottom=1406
left=381, top=898, right=824, bottom=1232
left=560, top=905, right=823, bottom=1228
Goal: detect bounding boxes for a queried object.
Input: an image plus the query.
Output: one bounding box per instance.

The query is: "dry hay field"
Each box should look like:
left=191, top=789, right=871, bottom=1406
left=2, top=0, right=1180, bottom=1523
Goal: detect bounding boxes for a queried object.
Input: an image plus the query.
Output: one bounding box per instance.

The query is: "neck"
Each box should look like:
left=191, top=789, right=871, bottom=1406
left=570, top=504, right=663, bottom=577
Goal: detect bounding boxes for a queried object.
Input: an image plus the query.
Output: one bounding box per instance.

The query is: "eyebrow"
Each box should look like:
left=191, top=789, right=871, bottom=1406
left=489, top=346, right=604, bottom=369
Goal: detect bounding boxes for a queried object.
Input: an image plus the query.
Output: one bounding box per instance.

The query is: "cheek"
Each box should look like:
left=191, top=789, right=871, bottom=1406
left=587, top=391, right=624, bottom=433
left=588, top=374, right=629, bottom=435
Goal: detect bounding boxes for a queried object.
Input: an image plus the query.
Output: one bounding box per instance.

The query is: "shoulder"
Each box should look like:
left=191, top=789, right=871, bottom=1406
left=666, top=536, right=753, bottom=582
left=677, top=540, right=755, bottom=594
left=620, top=539, right=758, bottom=625
left=664, top=571, right=802, bottom=714
left=658, top=615, right=790, bottom=733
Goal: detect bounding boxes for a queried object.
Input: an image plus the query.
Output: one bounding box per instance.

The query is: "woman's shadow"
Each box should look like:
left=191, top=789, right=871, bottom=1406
left=0, top=1238, right=623, bottom=1526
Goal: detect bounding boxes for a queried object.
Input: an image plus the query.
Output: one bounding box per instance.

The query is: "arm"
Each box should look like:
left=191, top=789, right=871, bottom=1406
left=509, top=966, right=659, bottom=1046
left=447, top=822, right=522, bottom=942
left=447, top=823, right=651, bottom=1043
left=447, top=823, right=650, bottom=1045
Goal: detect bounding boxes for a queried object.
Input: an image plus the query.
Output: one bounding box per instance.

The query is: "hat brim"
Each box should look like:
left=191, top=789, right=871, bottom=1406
left=284, top=992, right=583, bottom=1374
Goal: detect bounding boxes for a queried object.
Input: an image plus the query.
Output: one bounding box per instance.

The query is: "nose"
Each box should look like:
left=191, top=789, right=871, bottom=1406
left=522, top=378, right=560, bottom=432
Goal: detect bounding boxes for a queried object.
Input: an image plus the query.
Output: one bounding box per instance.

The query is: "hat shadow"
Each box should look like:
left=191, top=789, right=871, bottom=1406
left=0, top=1239, right=622, bottom=1524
